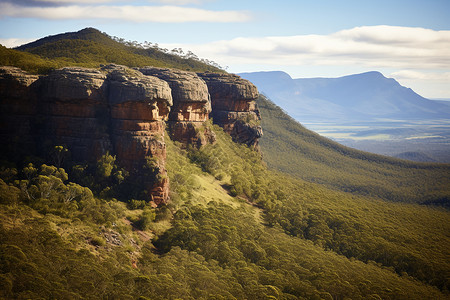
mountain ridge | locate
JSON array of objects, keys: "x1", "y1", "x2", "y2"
[
  {"x1": 15, "y1": 27, "x2": 116, "y2": 50},
  {"x1": 239, "y1": 70, "x2": 450, "y2": 121},
  {"x1": 5, "y1": 27, "x2": 223, "y2": 74}
]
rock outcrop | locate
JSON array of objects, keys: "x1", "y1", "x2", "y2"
[
  {"x1": 0, "y1": 67, "x2": 39, "y2": 159},
  {"x1": 103, "y1": 65, "x2": 173, "y2": 204},
  {"x1": 139, "y1": 67, "x2": 215, "y2": 147},
  {"x1": 0, "y1": 65, "x2": 261, "y2": 205},
  {"x1": 1, "y1": 65, "x2": 173, "y2": 205},
  {"x1": 198, "y1": 72, "x2": 262, "y2": 149},
  {"x1": 38, "y1": 67, "x2": 111, "y2": 161}
]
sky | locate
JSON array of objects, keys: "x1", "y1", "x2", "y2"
[{"x1": 0, "y1": 0, "x2": 449, "y2": 98}]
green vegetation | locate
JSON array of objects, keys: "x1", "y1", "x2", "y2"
[
  {"x1": 0, "y1": 27, "x2": 224, "y2": 74},
  {"x1": 1, "y1": 28, "x2": 449, "y2": 298},
  {"x1": 167, "y1": 123, "x2": 450, "y2": 293},
  {"x1": 257, "y1": 94, "x2": 450, "y2": 205},
  {"x1": 0, "y1": 122, "x2": 449, "y2": 298},
  {"x1": 0, "y1": 44, "x2": 60, "y2": 74}
]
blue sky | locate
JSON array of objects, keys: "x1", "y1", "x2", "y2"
[{"x1": 1, "y1": 0, "x2": 449, "y2": 98}]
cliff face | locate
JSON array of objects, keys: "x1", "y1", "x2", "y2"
[
  {"x1": 198, "y1": 73, "x2": 262, "y2": 149},
  {"x1": 0, "y1": 64, "x2": 261, "y2": 205},
  {"x1": 138, "y1": 67, "x2": 215, "y2": 147},
  {"x1": 38, "y1": 67, "x2": 111, "y2": 161},
  {"x1": 0, "y1": 67, "x2": 39, "y2": 158}
]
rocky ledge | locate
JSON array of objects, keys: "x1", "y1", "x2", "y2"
[{"x1": 0, "y1": 64, "x2": 262, "y2": 205}]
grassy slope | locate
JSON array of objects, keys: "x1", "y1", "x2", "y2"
[
  {"x1": 1, "y1": 28, "x2": 222, "y2": 74},
  {"x1": 257, "y1": 95, "x2": 450, "y2": 204},
  {"x1": 0, "y1": 44, "x2": 61, "y2": 74}
]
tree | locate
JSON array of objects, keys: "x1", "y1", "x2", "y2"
[{"x1": 96, "y1": 153, "x2": 116, "y2": 179}]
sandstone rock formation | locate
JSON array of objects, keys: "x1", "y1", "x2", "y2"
[
  {"x1": 1, "y1": 65, "x2": 173, "y2": 205},
  {"x1": 139, "y1": 67, "x2": 215, "y2": 147},
  {"x1": 0, "y1": 65, "x2": 262, "y2": 205},
  {"x1": 0, "y1": 67, "x2": 39, "y2": 159},
  {"x1": 103, "y1": 65, "x2": 173, "y2": 204},
  {"x1": 198, "y1": 72, "x2": 262, "y2": 149},
  {"x1": 38, "y1": 67, "x2": 110, "y2": 161}
]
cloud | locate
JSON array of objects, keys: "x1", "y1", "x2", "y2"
[
  {"x1": 147, "y1": 0, "x2": 208, "y2": 4},
  {"x1": 390, "y1": 70, "x2": 450, "y2": 81},
  {"x1": 164, "y1": 26, "x2": 450, "y2": 70},
  {"x1": 0, "y1": 38, "x2": 36, "y2": 48},
  {"x1": 36, "y1": 0, "x2": 118, "y2": 3},
  {"x1": 0, "y1": 2, "x2": 251, "y2": 23},
  {"x1": 6, "y1": 0, "x2": 119, "y2": 6}
]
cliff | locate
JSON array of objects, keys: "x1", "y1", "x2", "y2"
[
  {"x1": 198, "y1": 72, "x2": 262, "y2": 149},
  {"x1": 0, "y1": 64, "x2": 261, "y2": 205},
  {"x1": 138, "y1": 67, "x2": 215, "y2": 147}
]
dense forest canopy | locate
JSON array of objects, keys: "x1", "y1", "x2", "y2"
[{"x1": 1, "y1": 123, "x2": 449, "y2": 299}]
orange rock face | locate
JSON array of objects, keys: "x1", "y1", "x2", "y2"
[
  {"x1": 1, "y1": 65, "x2": 173, "y2": 205},
  {"x1": 38, "y1": 67, "x2": 111, "y2": 161},
  {"x1": 198, "y1": 72, "x2": 263, "y2": 149},
  {"x1": 105, "y1": 65, "x2": 172, "y2": 205},
  {"x1": 139, "y1": 67, "x2": 214, "y2": 147},
  {"x1": 0, "y1": 65, "x2": 262, "y2": 205}
]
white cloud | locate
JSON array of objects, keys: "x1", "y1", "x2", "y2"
[
  {"x1": 0, "y1": 2, "x2": 251, "y2": 23},
  {"x1": 147, "y1": 0, "x2": 207, "y2": 4},
  {"x1": 390, "y1": 70, "x2": 450, "y2": 81},
  {"x1": 0, "y1": 38, "x2": 36, "y2": 48},
  {"x1": 163, "y1": 26, "x2": 450, "y2": 70},
  {"x1": 36, "y1": 0, "x2": 118, "y2": 3}
]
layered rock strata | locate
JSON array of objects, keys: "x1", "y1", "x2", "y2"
[
  {"x1": 198, "y1": 72, "x2": 263, "y2": 149},
  {"x1": 139, "y1": 67, "x2": 215, "y2": 147},
  {"x1": 38, "y1": 67, "x2": 111, "y2": 161},
  {"x1": 104, "y1": 65, "x2": 173, "y2": 204},
  {"x1": 0, "y1": 65, "x2": 262, "y2": 205},
  {"x1": 0, "y1": 67, "x2": 39, "y2": 159},
  {"x1": 0, "y1": 65, "x2": 173, "y2": 205}
]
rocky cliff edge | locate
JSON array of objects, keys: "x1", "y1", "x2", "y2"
[{"x1": 0, "y1": 64, "x2": 262, "y2": 205}]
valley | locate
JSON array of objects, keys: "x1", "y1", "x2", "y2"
[
  {"x1": 240, "y1": 71, "x2": 450, "y2": 163},
  {"x1": 0, "y1": 28, "x2": 449, "y2": 299},
  {"x1": 303, "y1": 118, "x2": 450, "y2": 162}
]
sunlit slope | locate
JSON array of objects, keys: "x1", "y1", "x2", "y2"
[
  {"x1": 1, "y1": 122, "x2": 449, "y2": 298},
  {"x1": 163, "y1": 123, "x2": 450, "y2": 295},
  {"x1": 257, "y1": 95, "x2": 450, "y2": 204},
  {"x1": 4, "y1": 27, "x2": 222, "y2": 74}
]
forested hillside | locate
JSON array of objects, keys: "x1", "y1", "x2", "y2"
[
  {"x1": 1, "y1": 123, "x2": 449, "y2": 299},
  {"x1": 257, "y1": 95, "x2": 450, "y2": 205},
  {"x1": 1, "y1": 27, "x2": 223, "y2": 74}
]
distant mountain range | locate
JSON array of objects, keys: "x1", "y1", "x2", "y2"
[{"x1": 239, "y1": 71, "x2": 450, "y2": 122}]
